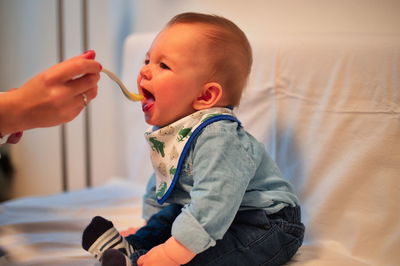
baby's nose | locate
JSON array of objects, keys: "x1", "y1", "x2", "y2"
[{"x1": 140, "y1": 65, "x2": 152, "y2": 80}]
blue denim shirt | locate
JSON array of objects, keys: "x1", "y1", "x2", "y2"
[{"x1": 142, "y1": 120, "x2": 299, "y2": 254}]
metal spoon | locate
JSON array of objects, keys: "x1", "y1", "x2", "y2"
[{"x1": 101, "y1": 68, "x2": 144, "y2": 102}]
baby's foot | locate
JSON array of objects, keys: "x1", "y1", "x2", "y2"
[
  {"x1": 82, "y1": 216, "x2": 135, "y2": 261},
  {"x1": 101, "y1": 249, "x2": 131, "y2": 266}
]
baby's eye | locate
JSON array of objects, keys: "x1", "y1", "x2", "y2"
[
  {"x1": 144, "y1": 59, "x2": 150, "y2": 65},
  {"x1": 160, "y1": 62, "x2": 170, "y2": 70}
]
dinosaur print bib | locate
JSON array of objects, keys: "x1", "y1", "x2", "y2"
[{"x1": 145, "y1": 107, "x2": 240, "y2": 204}]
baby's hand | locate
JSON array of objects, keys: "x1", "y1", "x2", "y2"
[
  {"x1": 120, "y1": 227, "x2": 138, "y2": 237},
  {"x1": 137, "y1": 244, "x2": 179, "y2": 266},
  {"x1": 137, "y1": 237, "x2": 195, "y2": 266}
]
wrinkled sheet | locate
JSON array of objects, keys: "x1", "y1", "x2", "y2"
[
  {"x1": 244, "y1": 34, "x2": 400, "y2": 266},
  {"x1": 0, "y1": 179, "x2": 144, "y2": 265},
  {"x1": 1, "y1": 32, "x2": 399, "y2": 265}
]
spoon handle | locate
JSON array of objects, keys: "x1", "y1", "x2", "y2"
[{"x1": 101, "y1": 68, "x2": 143, "y2": 102}]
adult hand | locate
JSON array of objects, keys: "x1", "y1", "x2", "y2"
[{"x1": 0, "y1": 50, "x2": 102, "y2": 135}]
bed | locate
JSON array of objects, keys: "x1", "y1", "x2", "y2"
[{"x1": 1, "y1": 32, "x2": 399, "y2": 266}]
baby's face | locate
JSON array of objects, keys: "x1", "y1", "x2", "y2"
[{"x1": 137, "y1": 23, "x2": 212, "y2": 127}]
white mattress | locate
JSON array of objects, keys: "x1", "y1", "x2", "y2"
[
  {"x1": 0, "y1": 179, "x2": 144, "y2": 265},
  {"x1": 1, "y1": 32, "x2": 399, "y2": 265}
]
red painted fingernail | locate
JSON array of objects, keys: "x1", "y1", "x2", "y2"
[
  {"x1": 82, "y1": 50, "x2": 95, "y2": 59},
  {"x1": 6, "y1": 132, "x2": 23, "y2": 144},
  {"x1": 82, "y1": 50, "x2": 94, "y2": 55}
]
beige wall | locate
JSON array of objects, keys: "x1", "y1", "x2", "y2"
[{"x1": 1, "y1": 0, "x2": 134, "y2": 198}]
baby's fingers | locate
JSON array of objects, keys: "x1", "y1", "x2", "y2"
[{"x1": 120, "y1": 227, "x2": 138, "y2": 237}]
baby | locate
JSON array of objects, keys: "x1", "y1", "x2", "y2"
[{"x1": 82, "y1": 12, "x2": 304, "y2": 266}]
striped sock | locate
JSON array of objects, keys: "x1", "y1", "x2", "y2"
[
  {"x1": 82, "y1": 216, "x2": 135, "y2": 261},
  {"x1": 101, "y1": 249, "x2": 131, "y2": 266}
]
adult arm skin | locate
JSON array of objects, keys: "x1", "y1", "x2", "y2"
[{"x1": 0, "y1": 50, "x2": 101, "y2": 135}]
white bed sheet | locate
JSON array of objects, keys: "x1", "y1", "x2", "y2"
[
  {"x1": 0, "y1": 178, "x2": 144, "y2": 266},
  {"x1": 1, "y1": 32, "x2": 399, "y2": 265}
]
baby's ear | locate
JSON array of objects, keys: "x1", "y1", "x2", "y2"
[{"x1": 192, "y1": 82, "x2": 223, "y2": 110}]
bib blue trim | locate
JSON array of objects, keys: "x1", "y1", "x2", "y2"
[{"x1": 157, "y1": 115, "x2": 241, "y2": 204}]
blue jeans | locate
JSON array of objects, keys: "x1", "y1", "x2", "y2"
[
  {"x1": 127, "y1": 205, "x2": 304, "y2": 266},
  {"x1": 185, "y1": 206, "x2": 304, "y2": 266}
]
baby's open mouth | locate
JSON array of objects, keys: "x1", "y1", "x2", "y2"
[{"x1": 141, "y1": 88, "x2": 155, "y2": 112}]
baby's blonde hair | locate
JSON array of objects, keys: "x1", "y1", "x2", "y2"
[{"x1": 167, "y1": 12, "x2": 252, "y2": 106}]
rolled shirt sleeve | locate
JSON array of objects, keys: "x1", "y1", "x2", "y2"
[{"x1": 171, "y1": 122, "x2": 257, "y2": 254}]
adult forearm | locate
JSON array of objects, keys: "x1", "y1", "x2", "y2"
[{"x1": 0, "y1": 90, "x2": 27, "y2": 134}]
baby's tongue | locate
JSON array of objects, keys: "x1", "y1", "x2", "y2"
[{"x1": 142, "y1": 95, "x2": 155, "y2": 112}]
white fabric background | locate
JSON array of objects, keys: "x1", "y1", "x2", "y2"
[{"x1": 0, "y1": 32, "x2": 399, "y2": 265}]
